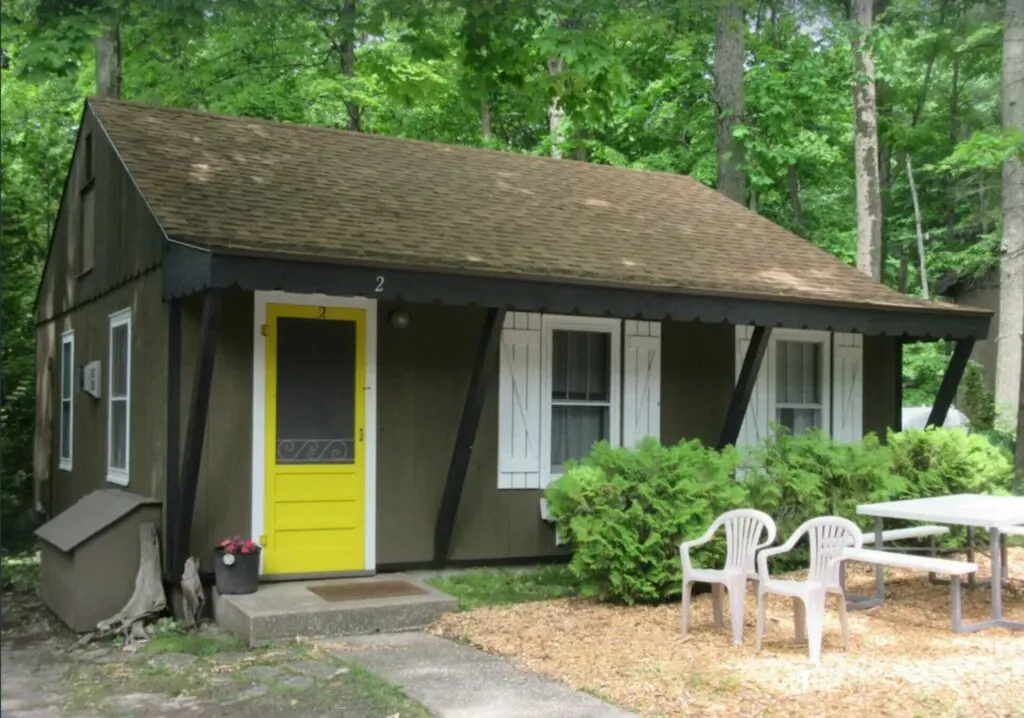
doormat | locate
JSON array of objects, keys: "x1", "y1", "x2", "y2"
[{"x1": 307, "y1": 580, "x2": 428, "y2": 602}]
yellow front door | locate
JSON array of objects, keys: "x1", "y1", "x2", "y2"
[{"x1": 263, "y1": 303, "x2": 366, "y2": 575}]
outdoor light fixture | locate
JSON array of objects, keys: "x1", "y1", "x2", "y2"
[{"x1": 390, "y1": 310, "x2": 410, "y2": 329}]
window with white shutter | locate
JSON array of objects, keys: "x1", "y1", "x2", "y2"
[
  {"x1": 734, "y1": 327, "x2": 835, "y2": 447},
  {"x1": 622, "y1": 320, "x2": 661, "y2": 447},
  {"x1": 498, "y1": 313, "x2": 628, "y2": 490}
]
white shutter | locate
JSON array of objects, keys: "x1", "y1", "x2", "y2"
[
  {"x1": 498, "y1": 312, "x2": 543, "y2": 489},
  {"x1": 735, "y1": 325, "x2": 772, "y2": 449},
  {"x1": 833, "y1": 332, "x2": 864, "y2": 443},
  {"x1": 622, "y1": 320, "x2": 661, "y2": 447}
]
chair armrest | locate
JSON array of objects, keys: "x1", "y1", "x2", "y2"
[
  {"x1": 756, "y1": 530, "x2": 804, "y2": 582},
  {"x1": 679, "y1": 525, "x2": 719, "y2": 574}
]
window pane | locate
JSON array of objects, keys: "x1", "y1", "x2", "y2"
[
  {"x1": 551, "y1": 330, "x2": 610, "y2": 401},
  {"x1": 61, "y1": 343, "x2": 73, "y2": 399},
  {"x1": 110, "y1": 399, "x2": 128, "y2": 470},
  {"x1": 777, "y1": 407, "x2": 822, "y2": 435},
  {"x1": 775, "y1": 341, "x2": 821, "y2": 404},
  {"x1": 61, "y1": 402, "x2": 72, "y2": 459},
  {"x1": 111, "y1": 323, "x2": 129, "y2": 397},
  {"x1": 550, "y1": 405, "x2": 608, "y2": 471},
  {"x1": 80, "y1": 188, "x2": 95, "y2": 272},
  {"x1": 276, "y1": 317, "x2": 356, "y2": 464}
]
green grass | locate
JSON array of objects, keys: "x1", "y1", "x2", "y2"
[
  {"x1": 426, "y1": 564, "x2": 579, "y2": 611},
  {"x1": 0, "y1": 550, "x2": 42, "y2": 594},
  {"x1": 343, "y1": 662, "x2": 434, "y2": 717},
  {"x1": 144, "y1": 626, "x2": 247, "y2": 656}
]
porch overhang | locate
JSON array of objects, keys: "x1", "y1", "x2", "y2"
[{"x1": 164, "y1": 242, "x2": 993, "y2": 341}]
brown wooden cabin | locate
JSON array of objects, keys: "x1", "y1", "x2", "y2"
[{"x1": 34, "y1": 98, "x2": 990, "y2": 596}]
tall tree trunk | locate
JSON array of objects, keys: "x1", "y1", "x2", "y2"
[
  {"x1": 1016, "y1": 342, "x2": 1024, "y2": 493},
  {"x1": 906, "y1": 155, "x2": 929, "y2": 298},
  {"x1": 998, "y1": 0, "x2": 1024, "y2": 434},
  {"x1": 947, "y1": 45, "x2": 960, "y2": 242},
  {"x1": 714, "y1": 3, "x2": 746, "y2": 203},
  {"x1": 481, "y1": 100, "x2": 492, "y2": 142},
  {"x1": 547, "y1": 55, "x2": 566, "y2": 158},
  {"x1": 95, "y1": 13, "x2": 122, "y2": 99},
  {"x1": 340, "y1": 0, "x2": 360, "y2": 132},
  {"x1": 874, "y1": 0, "x2": 891, "y2": 281},
  {"x1": 852, "y1": 0, "x2": 883, "y2": 280},
  {"x1": 787, "y1": 164, "x2": 804, "y2": 234}
]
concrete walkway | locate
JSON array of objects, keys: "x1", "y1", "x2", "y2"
[{"x1": 329, "y1": 632, "x2": 637, "y2": 718}]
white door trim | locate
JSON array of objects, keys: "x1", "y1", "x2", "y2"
[{"x1": 251, "y1": 290, "x2": 378, "y2": 575}]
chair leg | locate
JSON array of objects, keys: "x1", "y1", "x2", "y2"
[
  {"x1": 805, "y1": 593, "x2": 825, "y2": 665},
  {"x1": 837, "y1": 592, "x2": 850, "y2": 650},
  {"x1": 792, "y1": 596, "x2": 806, "y2": 645},
  {"x1": 711, "y1": 584, "x2": 725, "y2": 628},
  {"x1": 681, "y1": 580, "x2": 693, "y2": 634},
  {"x1": 755, "y1": 589, "x2": 767, "y2": 652},
  {"x1": 726, "y1": 578, "x2": 746, "y2": 646}
]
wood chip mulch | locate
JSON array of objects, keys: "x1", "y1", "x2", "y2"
[{"x1": 432, "y1": 548, "x2": 1024, "y2": 717}]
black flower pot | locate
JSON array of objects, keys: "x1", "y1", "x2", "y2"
[{"x1": 213, "y1": 547, "x2": 261, "y2": 595}]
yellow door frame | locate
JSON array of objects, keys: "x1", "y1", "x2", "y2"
[{"x1": 260, "y1": 300, "x2": 370, "y2": 576}]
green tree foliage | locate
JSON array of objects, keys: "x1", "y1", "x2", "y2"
[{"x1": 0, "y1": 0, "x2": 1014, "y2": 542}]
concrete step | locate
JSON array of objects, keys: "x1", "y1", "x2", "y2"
[{"x1": 212, "y1": 573, "x2": 457, "y2": 647}]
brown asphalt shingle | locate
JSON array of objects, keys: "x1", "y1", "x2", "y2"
[{"x1": 89, "y1": 98, "x2": 982, "y2": 315}]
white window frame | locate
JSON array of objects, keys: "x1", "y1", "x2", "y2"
[
  {"x1": 769, "y1": 328, "x2": 831, "y2": 437},
  {"x1": 540, "y1": 314, "x2": 622, "y2": 486},
  {"x1": 59, "y1": 330, "x2": 75, "y2": 471},
  {"x1": 107, "y1": 308, "x2": 132, "y2": 485}
]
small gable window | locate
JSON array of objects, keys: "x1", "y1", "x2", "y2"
[{"x1": 78, "y1": 132, "x2": 95, "y2": 275}]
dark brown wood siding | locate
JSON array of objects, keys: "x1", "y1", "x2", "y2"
[
  {"x1": 864, "y1": 335, "x2": 901, "y2": 438},
  {"x1": 375, "y1": 302, "x2": 563, "y2": 564},
  {"x1": 950, "y1": 268, "x2": 1000, "y2": 395},
  {"x1": 34, "y1": 104, "x2": 168, "y2": 509},
  {"x1": 35, "y1": 106, "x2": 165, "y2": 325},
  {"x1": 178, "y1": 290, "x2": 254, "y2": 572},
  {"x1": 660, "y1": 321, "x2": 735, "y2": 444},
  {"x1": 184, "y1": 300, "x2": 902, "y2": 569},
  {"x1": 36, "y1": 273, "x2": 168, "y2": 515}
]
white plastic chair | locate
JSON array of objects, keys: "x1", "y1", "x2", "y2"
[
  {"x1": 755, "y1": 516, "x2": 863, "y2": 664},
  {"x1": 680, "y1": 509, "x2": 777, "y2": 645}
]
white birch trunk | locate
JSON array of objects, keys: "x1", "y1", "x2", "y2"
[
  {"x1": 998, "y1": 0, "x2": 1024, "y2": 434},
  {"x1": 548, "y1": 56, "x2": 565, "y2": 159},
  {"x1": 852, "y1": 0, "x2": 883, "y2": 280},
  {"x1": 906, "y1": 155, "x2": 929, "y2": 298}
]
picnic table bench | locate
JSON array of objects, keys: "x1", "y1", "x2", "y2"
[{"x1": 842, "y1": 547, "x2": 978, "y2": 632}]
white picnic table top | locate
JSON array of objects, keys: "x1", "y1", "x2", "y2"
[{"x1": 857, "y1": 493, "x2": 1024, "y2": 529}]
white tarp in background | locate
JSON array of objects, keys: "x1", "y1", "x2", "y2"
[{"x1": 900, "y1": 405, "x2": 971, "y2": 431}]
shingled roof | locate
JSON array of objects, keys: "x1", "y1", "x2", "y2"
[{"x1": 89, "y1": 98, "x2": 983, "y2": 318}]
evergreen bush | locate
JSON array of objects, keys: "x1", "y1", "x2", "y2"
[
  {"x1": 544, "y1": 427, "x2": 1014, "y2": 605},
  {"x1": 543, "y1": 438, "x2": 746, "y2": 605}
]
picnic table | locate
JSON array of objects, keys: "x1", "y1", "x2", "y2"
[{"x1": 853, "y1": 493, "x2": 1024, "y2": 633}]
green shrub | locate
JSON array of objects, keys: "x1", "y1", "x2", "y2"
[
  {"x1": 886, "y1": 427, "x2": 1014, "y2": 544},
  {"x1": 545, "y1": 426, "x2": 1016, "y2": 605},
  {"x1": 741, "y1": 429, "x2": 904, "y2": 568},
  {"x1": 887, "y1": 427, "x2": 1013, "y2": 498},
  {"x1": 543, "y1": 437, "x2": 746, "y2": 605}
]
